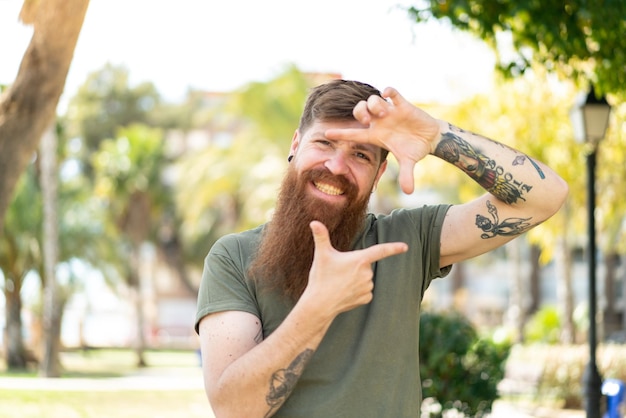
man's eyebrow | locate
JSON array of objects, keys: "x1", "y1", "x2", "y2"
[
  {"x1": 353, "y1": 143, "x2": 374, "y2": 150},
  {"x1": 312, "y1": 133, "x2": 379, "y2": 155},
  {"x1": 352, "y1": 143, "x2": 378, "y2": 154}
]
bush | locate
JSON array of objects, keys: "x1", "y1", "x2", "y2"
[
  {"x1": 420, "y1": 311, "x2": 511, "y2": 417},
  {"x1": 505, "y1": 343, "x2": 626, "y2": 410},
  {"x1": 523, "y1": 305, "x2": 561, "y2": 344}
]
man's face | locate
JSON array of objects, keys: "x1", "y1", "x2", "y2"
[
  {"x1": 246, "y1": 119, "x2": 388, "y2": 301},
  {"x1": 289, "y1": 120, "x2": 387, "y2": 205}
]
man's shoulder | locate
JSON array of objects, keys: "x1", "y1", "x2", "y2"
[
  {"x1": 211, "y1": 224, "x2": 265, "y2": 255},
  {"x1": 219, "y1": 224, "x2": 265, "y2": 241},
  {"x1": 369, "y1": 204, "x2": 451, "y2": 223}
]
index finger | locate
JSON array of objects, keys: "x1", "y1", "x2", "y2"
[
  {"x1": 359, "y1": 241, "x2": 408, "y2": 264},
  {"x1": 324, "y1": 126, "x2": 375, "y2": 145}
]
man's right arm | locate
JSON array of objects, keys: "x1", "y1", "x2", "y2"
[
  {"x1": 199, "y1": 305, "x2": 333, "y2": 418},
  {"x1": 198, "y1": 221, "x2": 408, "y2": 417}
]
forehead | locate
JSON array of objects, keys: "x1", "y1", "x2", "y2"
[{"x1": 302, "y1": 119, "x2": 382, "y2": 156}]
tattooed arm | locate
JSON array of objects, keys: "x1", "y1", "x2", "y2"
[
  {"x1": 325, "y1": 87, "x2": 568, "y2": 266},
  {"x1": 432, "y1": 123, "x2": 568, "y2": 266},
  {"x1": 198, "y1": 309, "x2": 324, "y2": 418},
  {"x1": 198, "y1": 222, "x2": 407, "y2": 417}
]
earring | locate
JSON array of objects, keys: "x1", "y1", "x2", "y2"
[{"x1": 288, "y1": 155, "x2": 294, "y2": 162}]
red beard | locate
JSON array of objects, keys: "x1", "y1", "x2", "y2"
[{"x1": 248, "y1": 165, "x2": 371, "y2": 302}]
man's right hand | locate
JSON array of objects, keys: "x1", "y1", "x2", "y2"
[{"x1": 302, "y1": 220, "x2": 408, "y2": 315}]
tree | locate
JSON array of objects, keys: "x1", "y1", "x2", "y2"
[
  {"x1": 65, "y1": 64, "x2": 161, "y2": 160},
  {"x1": 175, "y1": 66, "x2": 312, "y2": 255},
  {"x1": 0, "y1": 165, "x2": 42, "y2": 369},
  {"x1": 408, "y1": 0, "x2": 626, "y2": 97},
  {"x1": 414, "y1": 69, "x2": 586, "y2": 342},
  {"x1": 0, "y1": 0, "x2": 89, "y2": 234},
  {"x1": 92, "y1": 124, "x2": 169, "y2": 366},
  {"x1": 39, "y1": 126, "x2": 61, "y2": 377},
  {"x1": 0, "y1": 126, "x2": 125, "y2": 371}
]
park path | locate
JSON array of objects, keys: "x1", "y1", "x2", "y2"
[
  {"x1": 0, "y1": 367, "x2": 204, "y2": 391},
  {"x1": 0, "y1": 367, "x2": 584, "y2": 417}
]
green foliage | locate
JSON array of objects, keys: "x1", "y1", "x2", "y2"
[
  {"x1": 92, "y1": 123, "x2": 169, "y2": 247},
  {"x1": 93, "y1": 124, "x2": 166, "y2": 198},
  {"x1": 416, "y1": 71, "x2": 586, "y2": 263},
  {"x1": 175, "y1": 66, "x2": 316, "y2": 252},
  {"x1": 229, "y1": 64, "x2": 310, "y2": 148},
  {"x1": 64, "y1": 63, "x2": 163, "y2": 179},
  {"x1": 408, "y1": 0, "x2": 626, "y2": 97},
  {"x1": 0, "y1": 165, "x2": 42, "y2": 281},
  {"x1": 523, "y1": 305, "x2": 561, "y2": 344},
  {"x1": 419, "y1": 311, "x2": 511, "y2": 417}
]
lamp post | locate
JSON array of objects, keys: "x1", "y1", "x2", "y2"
[{"x1": 570, "y1": 87, "x2": 611, "y2": 418}]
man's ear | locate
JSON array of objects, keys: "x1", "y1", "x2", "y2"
[{"x1": 289, "y1": 130, "x2": 300, "y2": 157}]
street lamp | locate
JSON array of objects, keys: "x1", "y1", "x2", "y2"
[{"x1": 570, "y1": 86, "x2": 612, "y2": 418}]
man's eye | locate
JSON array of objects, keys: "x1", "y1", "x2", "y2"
[
  {"x1": 317, "y1": 140, "x2": 331, "y2": 147},
  {"x1": 355, "y1": 152, "x2": 371, "y2": 161}
]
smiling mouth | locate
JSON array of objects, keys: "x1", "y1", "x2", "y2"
[{"x1": 313, "y1": 181, "x2": 345, "y2": 196}]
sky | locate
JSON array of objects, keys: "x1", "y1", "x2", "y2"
[{"x1": 0, "y1": 0, "x2": 496, "y2": 109}]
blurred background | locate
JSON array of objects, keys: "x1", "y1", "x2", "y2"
[{"x1": 1, "y1": 0, "x2": 625, "y2": 416}]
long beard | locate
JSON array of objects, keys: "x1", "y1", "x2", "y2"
[{"x1": 248, "y1": 166, "x2": 371, "y2": 302}]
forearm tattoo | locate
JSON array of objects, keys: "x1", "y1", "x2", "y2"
[
  {"x1": 434, "y1": 126, "x2": 535, "y2": 204},
  {"x1": 476, "y1": 200, "x2": 532, "y2": 239},
  {"x1": 265, "y1": 349, "x2": 314, "y2": 417}
]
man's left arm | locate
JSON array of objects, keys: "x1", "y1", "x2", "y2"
[
  {"x1": 324, "y1": 86, "x2": 568, "y2": 267},
  {"x1": 434, "y1": 123, "x2": 568, "y2": 267}
]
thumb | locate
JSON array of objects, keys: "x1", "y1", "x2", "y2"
[
  {"x1": 397, "y1": 158, "x2": 416, "y2": 194},
  {"x1": 382, "y1": 87, "x2": 402, "y2": 106},
  {"x1": 310, "y1": 220, "x2": 332, "y2": 252}
]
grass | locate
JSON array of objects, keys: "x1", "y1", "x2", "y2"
[
  {"x1": 0, "y1": 390, "x2": 210, "y2": 418},
  {"x1": 0, "y1": 348, "x2": 201, "y2": 377},
  {"x1": 0, "y1": 348, "x2": 215, "y2": 418}
]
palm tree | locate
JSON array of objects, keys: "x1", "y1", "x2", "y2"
[{"x1": 92, "y1": 124, "x2": 168, "y2": 366}]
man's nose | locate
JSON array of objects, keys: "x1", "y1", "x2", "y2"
[{"x1": 324, "y1": 151, "x2": 349, "y2": 175}]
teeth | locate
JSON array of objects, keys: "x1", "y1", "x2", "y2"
[{"x1": 314, "y1": 182, "x2": 344, "y2": 196}]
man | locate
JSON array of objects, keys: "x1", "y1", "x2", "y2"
[{"x1": 195, "y1": 80, "x2": 568, "y2": 417}]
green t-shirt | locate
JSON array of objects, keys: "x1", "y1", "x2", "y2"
[{"x1": 195, "y1": 205, "x2": 451, "y2": 417}]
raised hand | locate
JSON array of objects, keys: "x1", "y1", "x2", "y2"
[
  {"x1": 302, "y1": 221, "x2": 408, "y2": 316},
  {"x1": 325, "y1": 87, "x2": 443, "y2": 194}
]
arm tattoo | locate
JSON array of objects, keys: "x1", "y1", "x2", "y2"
[
  {"x1": 434, "y1": 129, "x2": 533, "y2": 204},
  {"x1": 527, "y1": 157, "x2": 546, "y2": 179},
  {"x1": 512, "y1": 155, "x2": 545, "y2": 179},
  {"x1": 475, "y1": 200, "x2": 532, "y2": 239},
  {"x1": 265, "y1": 349, "x2": 314, "y2": 417}
]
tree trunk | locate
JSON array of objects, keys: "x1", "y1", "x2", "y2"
[
  {"x1": 4, "y1": 275, "x2": 26, "y2": 369},
  {"x1": 158, "y1": 227, "x2": 198, "y2": 297},
  {"x1": 129, "y1": 246, "x2": 147, "y2": 367},
  {"x1": 39, "y1": 126, "x2": 61, "y2": 377},
  {"x1": 527, "y1": 244, "x2": 541, "y2": 316},
  {"x1": 506, "y1": 239, "x2": 525, "y2": 343},
  {"x1": 0, "y1": 0, "x2": 89, "y2": 234},
  {"x1": 451, "y1": 262, "x2": 465, "y2": 311},
  {"x1": 556, "y1": 235, "x2": 575, "y2": 344},
  {"x1": 621, "y1": 254, "x2": 626, "y2": 333},
  {"x1": 603, "y1": 252, "x2": 621, "y2": 339}
]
